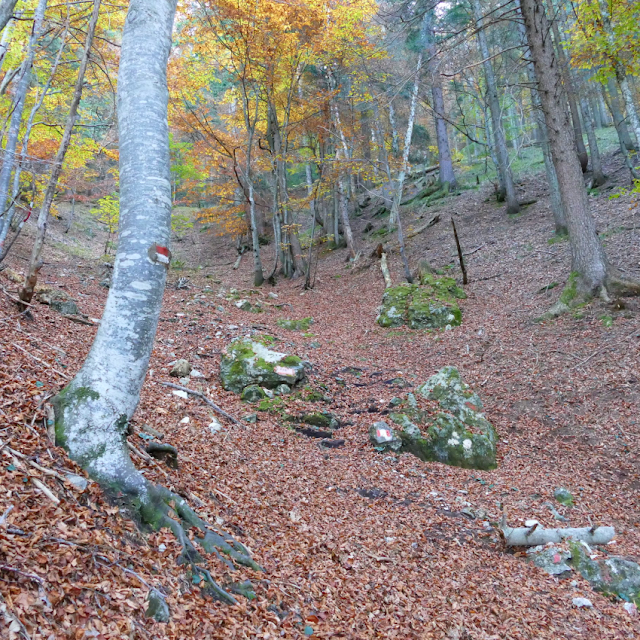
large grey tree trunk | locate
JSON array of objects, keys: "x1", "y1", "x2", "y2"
[
  {"x1": 424, "y1": 11, "x2": 456, "y2": 189},
  {"x1": 471, "y1": 0, "x2": 519, "y2": 214},
  {"x1": 0, "y1": 0, "x2": 47, "y2": 239},
  {"x1": 53, "y1": 0, "x2": 176, "y2": 488},
  {"x1": 52, "y1": 0, "x2": 258, "y2": 601},
  {"x1": 0, "y1": 0, "x2": 17, "y2": 34},
  {"x1": 20, "y1": 0, "x2": 101, "y2": 305},
  {"x1": 520, "y1": 0, "x2": 637, "y2": 302}
]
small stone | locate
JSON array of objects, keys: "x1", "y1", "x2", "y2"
[
  {"x1": 64, "y1": 473, "x2": 88, "y2": 492},
  {"x1": 274, "y1": 384, "x2": 291, "y2": 396},
  {"x1": 268, "y1": 292, "x2": 278, "y2": 299},
  {"x1": 623, "y1": 602, "x2": 637, "y2": 616},
  {"x1": 243, "y1": 413, "x2": 258, "y2": 423},
  {"x1": 172, "y1": 390, "x2": 189, "y2": 400},
  {"x1": 208, "y1": 417, "x2": 223, "y2": 434},
  {"x1": 170, "y1": 359, "x2": 192, "y2": 378},
  {"x1": 572, "y1": 597, "x2": 593, "y2": 608},
  {"x1": 236, "y1": 299, "x2": 252, "y2": 311},
  {"x1": 158, "y1": 543, "x2": 167, "y2": 552},
  {"x1": 180, "y1": 416, "x2": 190, "y2": 424},
  {"x1": 554, "y1": 487, "x2": 574, "y2": 506},
  {"x1": 241, "y1": 385, "x2": 267, "y2": 403},
  {"x1": 190, "y1": 369, "x2": 205, "y2": 378},
  {"x1": 146, "y1": 589, "x2": 170, "y2": 622},
  {"x1": 369, "y1": 421, "x2": 402, "y2": 452}
]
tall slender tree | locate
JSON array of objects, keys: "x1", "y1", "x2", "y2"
[
  {"x1": 470, "y1": 0, "x2": 520, "y2": 214},
  {"x1": 51, "y1": 0, "x2": 258, "y2": 602},
  {"x1": 520, "y1": 0, "x2": 639, "y2": 305}
]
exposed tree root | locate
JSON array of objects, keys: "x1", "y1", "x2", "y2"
[
  {"x1": 536, "y1": 271, "x2": 640, "y2": 323},
  {"x1": 127, "y1": 481, "x2": 263, "y2": 606},
  {"x1": 606, "y1": 276, "x2": 640, "y2": 297}
]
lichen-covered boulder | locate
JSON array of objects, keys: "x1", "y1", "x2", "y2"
[
  {"x1": 220, "y1": 339, "x2": 306, "y2": 394},
  {"x1": 416, "y1": 366, "x2": 483, "y2": 417},
  {"x1": 375, "y1": 367, "x2": 497, "y2": 470},
  {"x1": 377, "y1": 275, "x2": 465, "y2": 330},
  {"x1": 570, "y1": 542, "x2": 640, "y2": 605}
]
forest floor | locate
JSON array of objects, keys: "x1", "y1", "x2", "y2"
[{"x1": 1, "y1": 142, "x2": 639, "y2": 639}]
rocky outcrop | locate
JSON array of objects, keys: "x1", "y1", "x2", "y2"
[
  {"x1": 371, "y1": 367, "x2": 497, "y2": 470},
  {"x1": 220, "y1": 339, "x2": 306, "y2": 394},
  {"x1": 377, "y1": 274, "x2": 466, "y2": 330}
]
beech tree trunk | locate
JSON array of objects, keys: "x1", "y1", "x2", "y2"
[
  {"x1": 0, "y1": 0, "x2": 17, "y2": 34},
  {"x1": 52, "y1": 1, "x2": 259, "y2": 600},
  {"x1": 520, "y1": 0, "x2": 618, "y2": 299},
  {"x1": 604, "y1": 77, "x2": 635, "y2": 151},
  {"x1": 20, "y1": 0, "x2": 101, "y2": 305},
  {"x1": 597, "y1": 0, "x2": 640, "y2": 148},
  {"x1": 471, "y1": 0, "x2": 519, "y2": 214},
  {"x1": 0, "y1": 15, "x2": 68, "y2": 260},
  {"x1": 388, "y1": 101, "x2": 400, "y2": 157},
  {"x1": 424, "y1": 11, "x2": 456, "y2": 190},
  {"x1": 0, "y1": 0, "x2": 47, "y2": 239}
]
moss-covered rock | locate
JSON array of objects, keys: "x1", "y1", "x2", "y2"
[
  {"x1": 241, "y1": 385, "x2": 268, "y2": 403},
  {"x1": 416, "y1": 366, "x2": 483, "y2": 417},
  {"x1": 570, "y1": 542, "x2": 640, "y2": 605},
  {"x1": 374, "y1": 367, "x2": 497, "y2": 470},
  {"x1": 299, "y1": 412, "x2": 338, "y2": 429},
  {"x1": 277, "y1": 317, "x2": 313, "y2": 331},
  {"x1": 220, "y1": 339, "x2": 306, "y2": 394},
  {"x1": 377, "y1": 278, "x2": 464, "y2": 330}
]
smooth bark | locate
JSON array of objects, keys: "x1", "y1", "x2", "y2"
[
  {"x1": 604, "y1": 77, "x2": 635, "y2": 151},
  {"x1": 0, "y1": 15, "x2": 69, "y2": 260},
  {"x1": 0, "y1": 0, "x2": 47, "y2": 236},
  {"x1": 579, "y1": 93, "x2": 606, "y2": 187},
  {"x1": 471, "y1": 0, "x2": 519, "y2": 214},
  {"x1": 597, "y1": 0, "x2": 640, "y2": 148},
  {"x1": 0, "y1": 0, "x2": 17, "y2": 34}
]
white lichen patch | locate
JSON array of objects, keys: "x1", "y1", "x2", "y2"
[
  {"x1": 463, "y1": 439, "x2": 472, "y2": 451},
  {"x1": 131, "y1": 280, "x2": 153, "y2": 290},
  {"x1": 251, "y1": 341, "x2": 287, "y2": 363}
]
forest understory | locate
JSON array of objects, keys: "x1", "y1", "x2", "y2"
[{"x1": 1, "y1": 147, "x2": 639, "y2": 639}]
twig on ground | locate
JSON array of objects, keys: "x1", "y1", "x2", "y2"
[
  {"x1": 160, "y1": 381, "x2": 240, "y2": 425},
  {"x1": 463, "y1": 243, "x2": 486, "y2": 256},
  {"x1": 11, "y1": 342, "x2": 70, "y2": 379}
]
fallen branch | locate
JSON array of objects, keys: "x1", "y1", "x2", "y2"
[
  {"x1": 502, "y1": 524, "x2": 615, "y2": 546},
  {"x1": 31, "y1": 477, "x2": 60, "y2": 505},
  {"x1": 1, "y1": 286, "x2": 36, "y2": 308},
  {"x1": 160, "y1": 381, "x2": 240, "y2": 425},
  {"x1": 380, "y1": 253, "x2": 393, "y2": 288},
  {"x1": 463, "y1": 243, "x2": 486, "y2": 256},
  {"x1": 11, "y1": 342, "x2": 70, "y2": 379},
  {"x1": 405, "y1": 213, "x2": 440, "y2": 240},
  {"x1": 61, "y1": 314, "x2": 96, "y2": 326}
]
